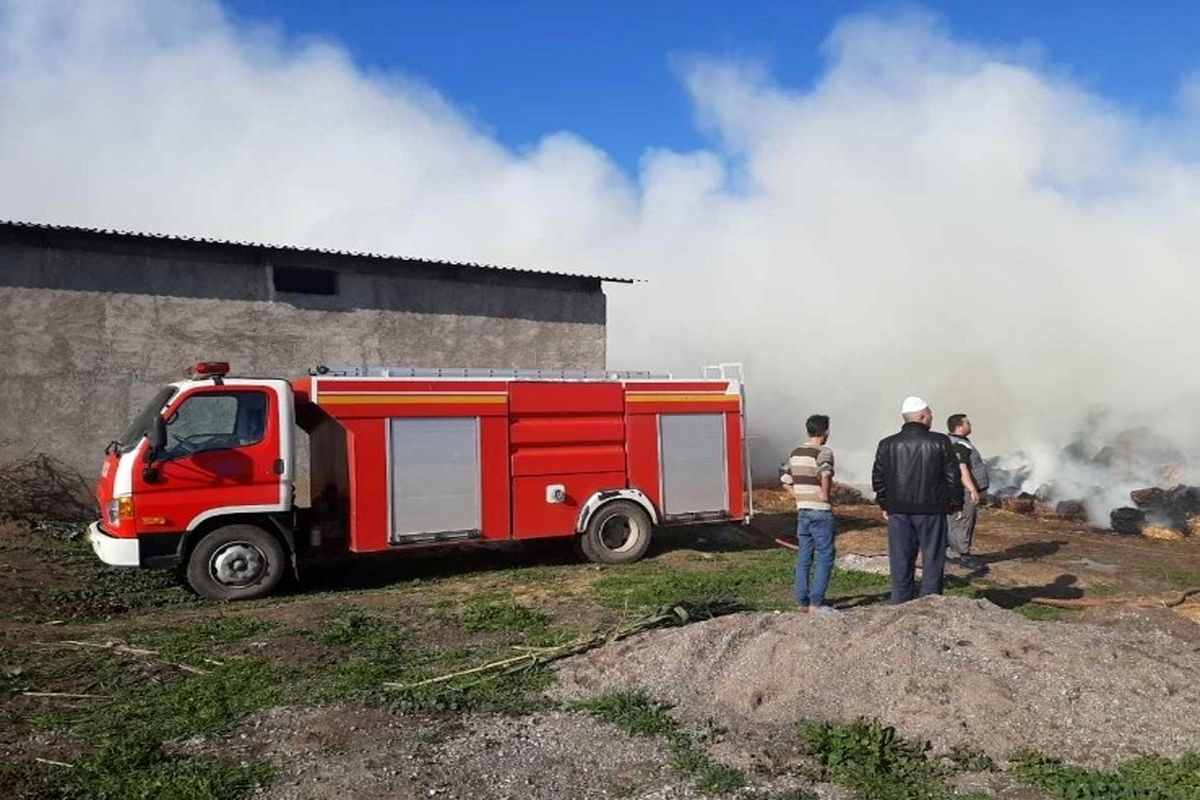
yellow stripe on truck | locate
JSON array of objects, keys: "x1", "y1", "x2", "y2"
[
  {"x1": 320, "y1": 393, "x2": 508, "y2": 405},
  {"x1": 626, "y1": 393, "x2": 738, "y2": 403}
]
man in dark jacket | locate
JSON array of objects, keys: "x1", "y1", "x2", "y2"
[{"x1": 871, "y1": 396, "x2": 964, "y2": 604}]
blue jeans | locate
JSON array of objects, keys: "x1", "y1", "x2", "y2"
[{"x1": 795, "y1": 509, "x2": 836, "y2": 607}]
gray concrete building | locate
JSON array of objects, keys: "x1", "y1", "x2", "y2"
[{"x1": 0, "y1": 220, "x2": 627, "y2": 495}]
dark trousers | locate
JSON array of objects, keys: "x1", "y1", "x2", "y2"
[{"x1": 887, "y1": 513, "x2": 948, "y2": 604}]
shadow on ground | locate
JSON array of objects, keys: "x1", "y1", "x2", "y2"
[
  {"x1": 981, "y1": 539, "x2": 1069, "y2": 564},
  {"x1": 288, "y1": 519, "x2": 781, "y2": 596}
]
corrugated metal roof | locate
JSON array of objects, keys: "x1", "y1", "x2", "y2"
[{"x1": 0, "y1": 219, "x2": 635, "y2": 284}]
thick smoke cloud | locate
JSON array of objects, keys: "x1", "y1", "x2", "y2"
[{"x1": 3, "y1": 1, "x2": 1199, "y2": 522}]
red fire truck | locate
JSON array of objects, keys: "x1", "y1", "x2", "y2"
[{"x1": 89, "y1": 362, "x2": 750, "y2": 600}]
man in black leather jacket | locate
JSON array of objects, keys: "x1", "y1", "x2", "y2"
[{"x1": 871, "y1": 396, "x2": 964, "y2": 603}]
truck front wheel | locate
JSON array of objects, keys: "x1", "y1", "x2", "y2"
[
  {"x1": 579, "y1": 501, "x2": 652, "y2": 565},
  {"x1": 186, "y1": 524, "x2": 285, "y2": 601}
]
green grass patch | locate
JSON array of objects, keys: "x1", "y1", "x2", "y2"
[
  {"x1": 36, "y1": 655, "x2": 285, "y2": 743},
  {"x1": 493, "y1": 565, "x2": 566, "y2": 586},
  {"x1": 16, "y1": 521, "x2": 198, "y2": 620},
  {"x1": 670, "y1": 745, "x2": 747, "y2": 794},
  {"x1": 2, "y1": 740, "x2": 271, "y2": 800},
  {"x1": 9, "y1": 601, "x2": 562, "y2": 799},
  {"x1": 802, "y1": 719, "x2": 973, "y2": 799},
  {"x1": 308, "y1": 608, "x2": 552, "y2": 714},
  {"x1": 590, "y1": 550, "x2": 887, "y2": 612},
  {"x1": 1012, "y1": 604, "x2": 1078, "y2": 622},
  {"x1": 574, "y1": 691, "x2": 745, "y2": 794},
  {"x1": 1012, "y1": 751, "x2": 1200, "y2": 799},
  {"x1": 572, "y1": 690, "x2": 677, "y2": 737},
  {"x1": 1144, "y1": 566, "x2": 1200, "y2": 590},
  {"x1": 134, "y1": 615, "x2": 281, "y2": 658},
  {"x1": 8, "y1": 615, "x2": 286, "y2": 800},
  {"x1": 427, "y1": 591, "x2": 574, "y2": 646},
  {"x1": 457, "y1": 592, "x2": 551, "y2": 633},
  {"x1": 826, "y1": 567, "x2": 892, "y2": 597},
  {"x1": 68, "y1": 736, "x2": 271, "y2": 800},
  {"x1": 946, "y1": 580, "x2": 1080, "y2": 622},
  {"x1": 945, "y1": 747, "x2": 996, "y2": 773}
]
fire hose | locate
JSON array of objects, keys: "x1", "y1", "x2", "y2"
[{"x1": 1029, "y1": 587, "x2": 1200, "y2": 609}]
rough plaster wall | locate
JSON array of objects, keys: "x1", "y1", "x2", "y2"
[{"x1": 0, "y1": 243, "x2": 606, "y2": 505}]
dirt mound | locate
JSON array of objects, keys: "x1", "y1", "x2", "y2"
[{"x1": 552, "y1": 596, "x2": 1200, "y2": 767}]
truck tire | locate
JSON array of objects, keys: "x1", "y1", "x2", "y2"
[
  {"x1": 186, "y1": 524, "x2": 286, "y2": 601},
  {"x1": 579, "y1": 501, "x2": 652, "y2": 565}
]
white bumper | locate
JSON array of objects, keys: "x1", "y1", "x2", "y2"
[{"x1": 88, "y1": 522, "x2": 140, "y2": 567}]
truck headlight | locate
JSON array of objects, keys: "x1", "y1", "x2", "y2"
[{"x1": 106, "y1": 496, "x2": 133, "y2": 525}]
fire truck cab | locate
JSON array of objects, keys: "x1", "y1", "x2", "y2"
[{"x1": 90, "y1": 362, "x2": 750, "y2": 600}]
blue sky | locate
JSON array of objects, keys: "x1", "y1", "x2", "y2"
[{"x1": 223, "y1": 0, "x2": 1200, "y2": 173}]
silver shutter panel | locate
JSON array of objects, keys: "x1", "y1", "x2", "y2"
[
  {"x1": 660, "y1": 413, "x2": 728, "y2": 516},
  {"x1": 389, "y1": 417, "x2": 480, "y2": 541}
]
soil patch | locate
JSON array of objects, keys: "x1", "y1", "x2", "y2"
[{"x1": 0, "y1": 521, "x2": 81, "y2": 613}]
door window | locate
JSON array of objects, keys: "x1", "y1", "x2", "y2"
[{"x1": 163, "y1": 392, "x2": 269, "y2": 459}]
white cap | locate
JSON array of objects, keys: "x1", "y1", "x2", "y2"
[{"x1": 900, "y1": 396, "x2": 929, "y2": 414}]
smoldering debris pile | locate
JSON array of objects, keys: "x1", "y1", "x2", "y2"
[
  {"x1": 983, "y1": 444, "x2": 1200, "y2": 538},
  {"x1": 829, "y1": 482, "x2": 868, "y2": 505},
  {"x1": 984, "y1": 480, "x2": 1200, "y2": 539},
  {"x1": 1110, "y1": 486, "x2": 1200, "y2": 540},
  {"x1": 552, "y1": 596, "x2": 1200, "y2": 768}
]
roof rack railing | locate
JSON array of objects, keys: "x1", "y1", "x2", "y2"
[
  {"x1": 311, "y1": 365, "x2": 671, "y2": 380},
  {"x1": 701, "y1": 362, "x2": 744, "y2": 381}
]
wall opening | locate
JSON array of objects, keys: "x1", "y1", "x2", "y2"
[{"x1": 273, "y1": 266, "x2": 338, "y2": 295}]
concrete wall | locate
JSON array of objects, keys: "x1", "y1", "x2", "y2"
[{"x1": 0, "y1": 230, "x2": 607, "y2": 503}]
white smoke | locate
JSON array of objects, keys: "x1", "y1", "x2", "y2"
[{"x1": 3, "y1": 1, "x2": 1200, "y2": 524}]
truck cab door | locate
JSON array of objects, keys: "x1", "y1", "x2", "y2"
[{"x1": 134, "y1": 381, "x2": 293, "y2": 534}]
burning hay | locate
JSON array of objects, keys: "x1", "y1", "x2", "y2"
[
  {"x1": 1106, "y1": 484, "x2": 1200, "y2": 539},
  {"x1": 984, "y1": 451, "x2": 1199, "y2": 538}
]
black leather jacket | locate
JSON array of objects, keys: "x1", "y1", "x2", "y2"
[{"x1": 871, "y1": 422, "x2": 964, "y2": 514}]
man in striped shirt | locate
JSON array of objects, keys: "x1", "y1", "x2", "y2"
[{"x1": 780, "y1": 414, "x2": 838, "y2": 614}]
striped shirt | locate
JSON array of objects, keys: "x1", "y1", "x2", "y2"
[{"x1": 781, "y1": 444, "x2": 835, "y2": 511}]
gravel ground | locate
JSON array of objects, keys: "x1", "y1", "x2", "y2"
[
  {"x1": 552, "y1": 595, "x2": 1200, "y2": 768},
  {"x1": 190, "y1": 707, "x2": 705, "y2": 799},
  {"x1": 190, "y1": 706, "x2": 861, "y2": 799}
]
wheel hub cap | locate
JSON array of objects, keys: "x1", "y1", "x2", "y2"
[
  {"x1": 600, "y1": 517, "x2": 638, "y2": 553},
  {"x1": 210, "y1": 542, "x2": 267, "y2": 587}
]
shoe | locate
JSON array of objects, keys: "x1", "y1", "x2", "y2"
[
  {"x1": 809, "y1": 605, "x2": 840, "y2": 615},
  {"x1": 960, "y1": 556, "x2": 990, "y2": 574}
]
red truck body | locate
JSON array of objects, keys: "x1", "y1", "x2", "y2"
[{"x1": 89, "y1": 363, "x2": 750, "y2": 599}]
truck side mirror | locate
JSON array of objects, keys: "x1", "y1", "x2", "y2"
[{"x1": 147, "y1": 415, "x2": 167, "y2": 454}]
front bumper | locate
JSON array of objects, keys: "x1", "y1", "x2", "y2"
[{"x1": 88, "y1": 522, "x2": 140, "y2": 567}]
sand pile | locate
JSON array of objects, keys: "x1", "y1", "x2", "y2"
[{"x1": 552, "y1": 596, "x2": 1200, "y2": 767}]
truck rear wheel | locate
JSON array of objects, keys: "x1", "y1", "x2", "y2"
[
  {"x1": 186, "y1": 524, "x2": 285, "y2": 601},
  {"x1": 580, "y1": 501, "x2": 652, "y2": 565}
]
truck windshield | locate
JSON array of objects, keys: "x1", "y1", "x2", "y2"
[{"x1": 117, "y1": 386, "x2": 178, "y2": 451}]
